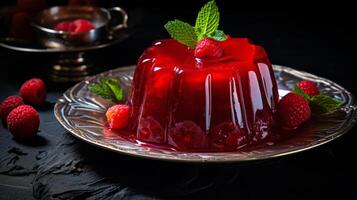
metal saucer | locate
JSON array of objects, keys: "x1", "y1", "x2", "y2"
[{"x1": 54, "y1": 65, "x2": 357, "y2": 163}]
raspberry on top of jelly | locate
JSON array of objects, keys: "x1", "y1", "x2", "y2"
[{"x1": 139, "y1": 37, "x2": 261, "y2": 69}]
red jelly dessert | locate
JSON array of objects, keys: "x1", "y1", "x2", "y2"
[
  {"x1": 99, "y1": 0, "x2": 285, "y2": 152},
  {"x1": 128, "y1": 37, "x2": 279, "y2": 151},
  {"x1": 99, "y1": 1, "x2": 340, "y2": 152}
]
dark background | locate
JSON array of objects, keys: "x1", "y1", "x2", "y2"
[{"x1": 1, "y1": 0, "x2": 356, "y2": 199}]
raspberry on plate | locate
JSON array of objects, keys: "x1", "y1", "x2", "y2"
[
  {"x1": 0, "y1": 96, "x2": 24, "y2": 121},
  {"x1": 278, "y1": 92, "x2": 311, "y2": 129},
  {"x1": 7, "y1": 105, "x2": 40, "y2": 139},
  {"x1": 106, "y1": 104, "x2": 130, "y2": 129},
  {"x1": 20, "y1": 78, "x2": 46, "y2": 106},
  {"x1": 296, "y1": 80, "x2": 320, "y2": 97},
  {"x1": 194, "y1": 38, "x2": 224, "y2": 59}
]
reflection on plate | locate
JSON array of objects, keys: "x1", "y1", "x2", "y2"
[{"x1": 54, "y1": 65, "x2": 356, "y2": 162}]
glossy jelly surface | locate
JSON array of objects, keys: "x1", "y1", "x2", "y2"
[{"x1": 127, "y1": 38, "x2": 279, "y2": 151}]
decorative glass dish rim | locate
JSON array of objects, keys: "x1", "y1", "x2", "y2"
[{"x1": 54, "y1": 65, "x2": 356, "y2": 163}]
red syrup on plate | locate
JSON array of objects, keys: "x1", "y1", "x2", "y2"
[
  {"x1": 111, "y1": 37, "x2": 282, "y2": 152},
  {"x1": 107, "y1": 126, "x2": 300, "y2": 153}
]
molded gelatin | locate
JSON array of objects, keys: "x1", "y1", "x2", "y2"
[{"x1": 128, "y1": 37, "x2": 279, "y2": 151}]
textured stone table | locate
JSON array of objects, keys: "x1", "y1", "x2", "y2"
[{"x1": 1, "y1": 1, "x2": 357, "y2": 199}]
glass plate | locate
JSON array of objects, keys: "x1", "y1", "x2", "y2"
[{"x1": 54, "y1": 65, "x2": 357, "y2": 162}]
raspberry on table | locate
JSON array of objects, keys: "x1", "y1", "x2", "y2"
[
  {"x1": 0, "y1": 96, "x2": 24, "y2": 121},
  {"x1": 7, "y1": 105, "x2": 40, "y2": 139},
  {"x1": 20, "y1": 78, "x2": 47, "y2": 106}
]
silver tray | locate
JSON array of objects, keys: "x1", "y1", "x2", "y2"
[{"x1": 54, "y1": 65, "x2": 357, "y2": 162}]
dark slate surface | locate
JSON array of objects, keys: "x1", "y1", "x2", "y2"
[{"x1": 1, "y1": 1, "x2": 357, "y2": 199}]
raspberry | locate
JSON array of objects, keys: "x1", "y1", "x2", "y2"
[
  {"x1": 168, "y1": 121, "x2": 206, "y2": 150},
  {"x1": 20, "y1": 78, "x2": 47, "y2": 106},
  {"x1": 106, "y1": 104, "x2": 130, "y2": 129},
  {"x1": 7, "y1": 105, "x2": 40, "y2": 139},
  {"x1": 54, "y1": 20, "x2": 94, "y2": 33},
  {"x1": 54, "y1": 21, "x2": 75, "y2": 32},
  {"x1": 194, "y1": 38, "x2": 224, "y2": 59},
  {"x1": 209, "y1": 122, "x2": 247, "y2": 150},
  {"x1": 72, "y1": 19, "x2": 95, "y2": 33},
  {"x1": 278, "y1": 93, "x2": 311, "y2": 129},
  {"x1": 0, "y1": 96, "x2": 24, "y2": 121},
  {"x1": 137, "y1": 117, "x2": 164, "y2": 143},
  {"x1": 296, "y1": 80, "x2": 320, "y2": 97}
]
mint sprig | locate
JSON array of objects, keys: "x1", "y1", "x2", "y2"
[
  {"x1": 89, "y1": 78, "x2": 124, "y2": 103},
  {"x1": 195, "y1": 0, "x2": 220, "y2": 40},
  {"x1": 293, "y1": 85, "x2": 341, "y2": 114},
  {"x1": 164, "y1": 0, "x2": 227, "y2": 49},
  {"x1": 310, "y1": 95, "x2": 342, "y2": 114},
  {"x1": 164, "y1": 20, "x2": 197, "y2": 49}
]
